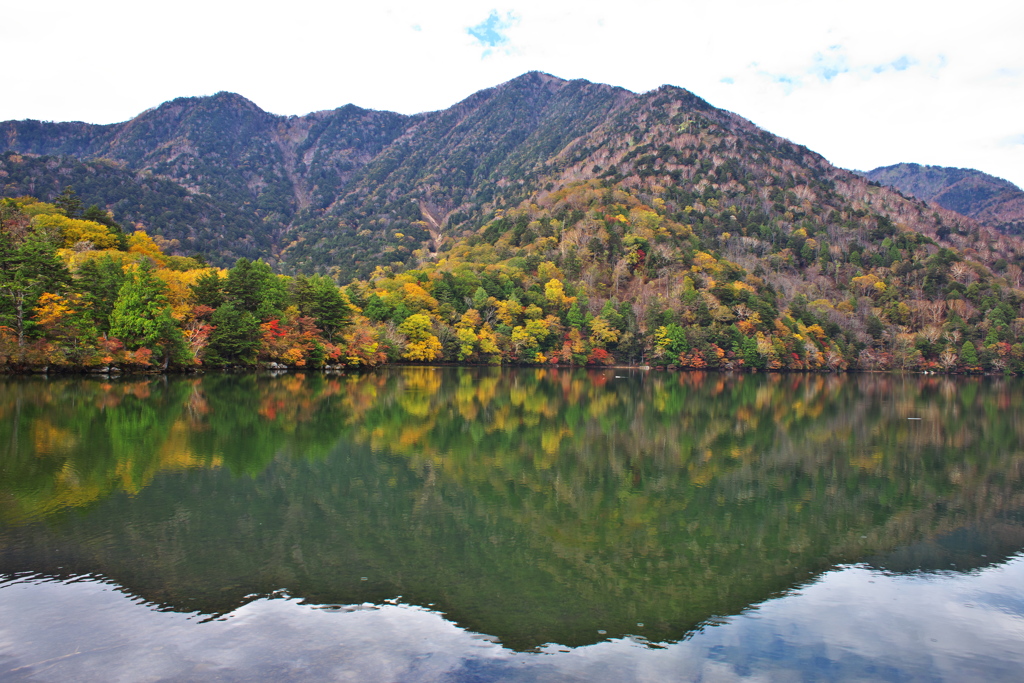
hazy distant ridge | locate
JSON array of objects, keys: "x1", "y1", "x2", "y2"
[{"x1": 863, "y1": 163, "x2": 1024, "y2": 235}]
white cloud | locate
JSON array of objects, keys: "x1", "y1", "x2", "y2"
[{"x1": 3, "y1": 0, "x2": 1023, "y2": 186}]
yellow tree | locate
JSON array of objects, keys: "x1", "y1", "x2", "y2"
[
  {"x1": 157, "y1": 267, "x2": 209, "y2": 320},
  {"x1": 456, "y1": 327, "x2": 478, "y2": 360},
  {"x1": 456, "y1": 309, "x2": 482, "y2": 330},
  {"x1": 400, "y1": 282, "x2": 439, "y2": 312},
  {"x1": 455, "y1": 309, "x2": 482, "y2": 361},
  {"x1": 398, "y1": 313, "x2": 442, "y2": 361},
  {"x1": 127, "y1": 230, "x2": 167, "y2": 266},
  {"x1": 495, "y1": 299, "x2": 523, "y2": 327},
  {"x1": 510, "y1": 326, "x2": 538, "y2": 357},
  {"x1": 33, "y1": 292, "x2": 98, "y2": 363},
  {"x1": 544, "y1": 278, "x2": 575, "y2": 312},
  {"x1": 31, "y1": 214, "x2": 120, "y2": 250},
  {"x1": 477, "y1": 324, "x2": 501, "y2": 356},
  {"x1": 588, "y1": 316, "x2": 620, "y2": 348}
]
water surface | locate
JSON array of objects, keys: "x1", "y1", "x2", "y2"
[{"x1": 1, "y1": 368, "x2": 1022, "y2": 680}]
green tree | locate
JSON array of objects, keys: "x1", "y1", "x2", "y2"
[
  {"x1": 53, "y1": 186, "x2": 83, "y2": 219},
  {"x1": 472, "y1": 286, "x2": 489, "y2": 311},
  {"x1": 960, "y1": 340, "x2": 979, "y2": 368},
  {"x1": 205, "y1": 303, "x2": 261, "y2": 366},
  {"x1": 600, "y1": 300, "x2": 625, "y2": 331},
  {"x1": 108, "y1": 261, "x2": 185, "y2": 367},
  {"x1": 363, "y1": 293, "x2": 393, "y2": 322},
  {"x1": 566, "y1": 301, "x2": 585, "y2": 330},
  {"x1": 224, "y1": 258, "x2": 284, "y2": 321},
  {"x1": 739, "y1": 335, "x2": 764, "y2": 369},
  {"x1": 189, "y1": 270, "x2": 225, "y2": 310},
  {"x1": 0, "y1": 225, "x2": 71, "y2": 346},
  {"x1": 292, "y1": 275, "x2": 353, "y2": 342},
  {"x1": 654, "y1": 323, "x2": 689, "y2": 359},
  {"x1": 76, "y1": 254, "x2": 127, "y2": 334}
]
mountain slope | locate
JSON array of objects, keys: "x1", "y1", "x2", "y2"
[
  {"x1": 864, "y1": 163, "x2": 1024, "y2": 235},
  {"x1": 281, "y1": 73, "x2": 636, "y2": 274},
  {"x1": 275, "y1": 73, "x2": 1019, "y2": 282},
  {"x1": 2, "y1": 93, "x2": 413, "y2": 266},
  {"x1": 0, "y1": 151, "x2": 278, "y2": 262},
  {"x1": 2, "y1": 73, "x2": 1023, "y2": 284}
]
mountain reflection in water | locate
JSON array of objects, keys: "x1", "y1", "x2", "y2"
[{"x1": 1, "y1": 368, "x2": 1023, "y2": 680}]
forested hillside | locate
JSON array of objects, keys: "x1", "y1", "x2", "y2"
[
  {"x1": 0, "y1": 152, "x2": 273, "y2": 262},
  {"x1": 3, "y1": 73, "x2": 1024, "y2": 374}
]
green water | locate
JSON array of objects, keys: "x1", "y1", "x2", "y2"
[{"x1": 1, "y1": 368, "x2": 1023, "y2": 680}]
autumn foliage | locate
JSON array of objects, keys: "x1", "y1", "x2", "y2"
[{"x1": 4, "y1": 181, "x2": 1024, "y2": 376}]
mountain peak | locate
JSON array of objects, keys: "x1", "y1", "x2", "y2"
[
  {"x1": 208, "y1": 91, "x2": 262, "y2": 109},
  {"x1": 501, "y1": 71, "x2": 568, "y2": 87},
  {"x1": 143, "y1": 92, "x2": 268, "y2": 121}
]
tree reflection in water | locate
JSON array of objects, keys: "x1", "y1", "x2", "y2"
[{"x1": 1, "y1": 369, "x2": 1022, "y2": 652}]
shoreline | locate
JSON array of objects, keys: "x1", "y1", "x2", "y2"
[{"x1": 0, "y1": 362, "x2": 1004, "y2": 377}]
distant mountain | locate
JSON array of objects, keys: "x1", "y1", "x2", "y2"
[
  {"x1": 2, "y1": 92, "x2": 411, "y2": 268},
  {"x1": 1, "y1": 72, "x2": 1019, "y2": 283},
  {"x1": 863, "y1": 163, "x2": 1024, "y2": 235}
]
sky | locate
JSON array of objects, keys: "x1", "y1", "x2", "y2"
[{"x1": 7, "y1": 0, "x2": 1024, "y2": 187}]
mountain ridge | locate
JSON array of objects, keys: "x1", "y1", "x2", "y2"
[
  {"x1": 862, "y1": 162, "x2": 1024, "y2": 236},
  {"x1": 1, "y1": 73, "x2": 1018, "y2": 280},
  {"x1": 0, "y1": 71, "x2": 739, "y2": 271}
]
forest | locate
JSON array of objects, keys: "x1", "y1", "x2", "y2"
[{"x1": 2, "y1": 181, "x2": 1024, "y2": 375}]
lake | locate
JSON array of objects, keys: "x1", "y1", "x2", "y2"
[{"x1": 1, "y1": 368, "x2": 1022, "y2": 681}]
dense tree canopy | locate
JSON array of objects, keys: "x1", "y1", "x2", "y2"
[{"x1": 2, "y1": 176, "x2": 1024, "y2": 376}]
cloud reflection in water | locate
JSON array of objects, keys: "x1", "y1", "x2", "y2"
[{"x1": 2, "y1": 555, "x2": 1023, "y2": 682}]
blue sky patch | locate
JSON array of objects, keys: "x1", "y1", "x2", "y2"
[
  {"x1": 768, "y1": 73, "x2": 799, "y2": 95},
  {"x1": 809, "y1": 47, "x2": 850, "y2": 82},
  {"x1": 891, "y1": 55, "x2": 912, "y2": 71},
  {"x1": 467, "y1": 10, "x2": 517, "y2": 50},
  {"x1": 874, "y1": 55, "x2": 917, "y2": 74},
  {"x1": 765, "y1": 48, "x2": 933, "y2": 95}
]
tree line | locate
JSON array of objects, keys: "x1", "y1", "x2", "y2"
[{"x1": 2, "y1": 186, "x2": 1023, "y2": 375}]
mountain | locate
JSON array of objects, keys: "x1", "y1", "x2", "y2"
[
  {"x1": 3, "y1": 72, "x2": 1013, "y2": 278},
  {"x1": 1, "y1": 74, "x2": 641, "y2": 273},
  {"x1": 863, "y1": 163, "x2": 1024, "y2": 236},
  {"x1": 4, "y1": 72, "x2": 1024, "y2": 374},
  {"x1": 2, "y1": 92, "x2": 411, "y2": 267}
]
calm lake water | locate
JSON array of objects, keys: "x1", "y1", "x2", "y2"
[{"x1": 1, "y1": 368, "x2": 1022, "y2": 681}]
